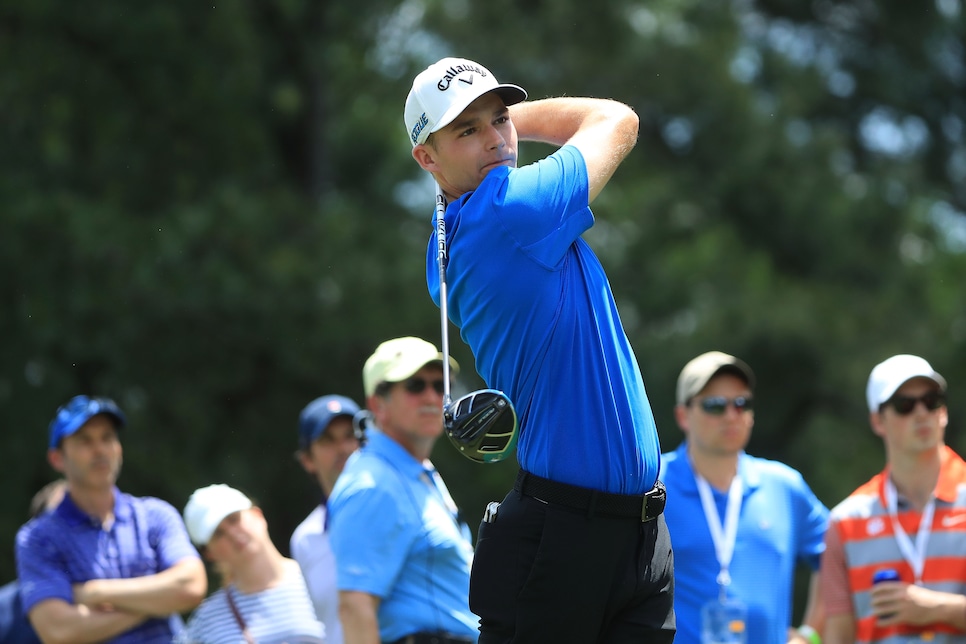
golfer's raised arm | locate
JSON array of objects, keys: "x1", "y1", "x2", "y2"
[{"x1": 509, "y1": 97, "x2": 639, "y2": 203}]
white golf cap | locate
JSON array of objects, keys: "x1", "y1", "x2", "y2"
[
  {"x1": 404, "y1": 57, "x2": 527, "y2": 147},
  {"x1": 363, "y1": 336, "x2": 459, "y2": 397},
  {"x1": 676, "y1": 351, "x2": 756, "y2": 406},
  {"x1": 183, "y1": 484, "x2": 253, "y2": 546},
  {"x1": 866, "y1": 354, "x2": 946, "y2": 412}
]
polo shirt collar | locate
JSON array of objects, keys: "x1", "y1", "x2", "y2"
[
  {"x1": 54, "y1": 486, "x2": 131, "y2": 527},
  {"x1": 366, "y1": 429, "x2": 431, "y2": 478},
  {"x1": 673, "y1": 441, "x2": 762, "y2": 494},
  {"x1": 880, "y1": 444, "x2": 966, "y2": 506}
]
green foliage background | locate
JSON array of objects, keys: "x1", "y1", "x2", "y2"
[{"x1": 2, "y1": 0, "x2": 965, "y2": 621}]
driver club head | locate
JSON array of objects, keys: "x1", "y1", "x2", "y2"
[{"x1": 444, "y1": 389, "x2": 519, "y2": 464}]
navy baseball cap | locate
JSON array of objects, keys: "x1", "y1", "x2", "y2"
[
  {"x1": 49, "y1": 395, "x2": 126, "y2": 449},
  {"x1": 298, "y1": 395, "x2": 360, "y2": 450}
]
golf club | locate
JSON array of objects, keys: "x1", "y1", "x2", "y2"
[{"x1": 435, "y1": 183, "x2": 519, "y2": 464}]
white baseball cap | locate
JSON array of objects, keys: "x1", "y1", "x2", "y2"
[
  {"x1": 183, "y1": 484, "x2": 253, "y2": 546},
  {"x1": 866, "y1": 354, "x2": 946, "y2": 412},
  {"x1": 363, "y1": 336, "x2": 459, "y2": 397},
  {"x1": 404, "y1": 57, "x2": 527, "y2": 147}
]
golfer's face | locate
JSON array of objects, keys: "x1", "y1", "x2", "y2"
[{"x1": 432, "y1": 92, "x2": 518, "y2": 195}]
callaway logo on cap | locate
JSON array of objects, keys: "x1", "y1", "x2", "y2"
[{"x1": 404, "y1": 57, "x2": 527, "y2": 147}]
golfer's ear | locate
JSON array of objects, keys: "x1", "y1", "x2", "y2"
[{"x1": 412, "y1": 144, "x2": 437, "y2": 172}]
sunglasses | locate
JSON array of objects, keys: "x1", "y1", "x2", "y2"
[
  {"x1": 881, "y1": 391, "x2": 946, "y2": 415},
  {"x1": 693, "y1": 396, "x2": 754, "y2": 416},
  {"x1": 402, "y1": 377, "x2": 446, "y2": 396}
]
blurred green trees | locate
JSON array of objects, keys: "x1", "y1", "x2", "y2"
[{"x1": 2, "y1": 4, "x2": 964, "y2": 627}]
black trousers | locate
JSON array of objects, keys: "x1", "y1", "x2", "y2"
[{"x1": 470, "y1": 482, "x2": 675, "y2": 643}]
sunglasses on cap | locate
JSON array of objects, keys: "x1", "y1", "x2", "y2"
[
  {"x1": 692, "y1": 396, "x2": 754, "y2": 416},
  {"x1": 402, "y1": 377, "x2": 446, "y2": 395},
  {"x1": 880, "y1": 391, "x2": 946, "y2": 415}
]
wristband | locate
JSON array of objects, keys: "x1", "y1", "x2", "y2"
[{"x1": 798, "y1": 624, "x2": 821, "y2": 644}]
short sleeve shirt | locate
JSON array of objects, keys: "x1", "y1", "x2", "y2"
[{"x1": 15, "y1": 489, "x2": 199, "y2": 644}]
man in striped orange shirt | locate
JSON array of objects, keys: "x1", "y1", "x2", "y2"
[{"x1": 821, "y1": 354, "x2": 966, "y2": 643}]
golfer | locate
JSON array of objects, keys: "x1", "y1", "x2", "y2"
[{"x1": 406, "y1": 57, "x2": 674, "y2": 643}]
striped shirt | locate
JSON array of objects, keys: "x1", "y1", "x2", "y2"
[
  {"x1": 176, "y1": 561, "x2": 325, "y2": 644},
  {"x1": 822, "y1": 445, "x2": 966, "y2": 643}
]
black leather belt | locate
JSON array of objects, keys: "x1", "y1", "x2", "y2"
[
  {"x1": 387, "y1": 634, "x2": 475, "y2": 644},
  {"x1": 514, "y1": 470, "x2": 666, "y2": 522}
]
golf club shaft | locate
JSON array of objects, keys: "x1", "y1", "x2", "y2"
[{"x1": 435, "y1": 184, "x2": 453, "y2": 408}]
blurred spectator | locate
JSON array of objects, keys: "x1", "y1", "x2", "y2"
[
  {"x1": 177, "y1": 484, "x2": 325, "y2": 644},
  {"x1": 15, "y1": 395, "x2": 207, "y2": 643},
  {"x1": 0, "y1": 480, "x2": 66, "y2": 644},
  {"x1": 328, "y1": 337, "x2": 477, "y2": 644},
  {"x1": 660, "y1": 351, "x2": 828, "y2": 644},
  {"x1": 821, "y1": 355, "x2": 966, "y2": 643},
  {"x1": 291, "y1": 394, "x2": 363, "y2": 644}
]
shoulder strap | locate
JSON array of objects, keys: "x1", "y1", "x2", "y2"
[{"x1": 225, "y1": 586, "x2": 256, "y2": 644}]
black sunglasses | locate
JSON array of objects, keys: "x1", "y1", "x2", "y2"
[
  {"x1": 881, "y1": 391, "x2": 946, "y2": 415},
  {"x1": 402, "y1": 377, "x2": 446, "y2": 395},
  {"x1": 693, "y1": 396, "x2": 754, "y2": 416}
]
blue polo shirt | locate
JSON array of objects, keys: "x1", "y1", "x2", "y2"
[
  {"x1": 659, "y1": 442, "x2": 829, "y2": 644},
  {"x1": 328, "y1": 430, "x2": 477, "y2": 642},
  {"x1": 426, "y1": 145, "x2": 661, "y2": 494},
  {"x1": 15, "y1": 489, "x2": 199, "y2": 644}
]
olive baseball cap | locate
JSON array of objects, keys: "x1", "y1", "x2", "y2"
[
  {"x1": 676, "y1": 351, "x2": 756, "y2": 405},
  {"x1": 363, "y1": 336, "x2": 459, "y2": 397}
]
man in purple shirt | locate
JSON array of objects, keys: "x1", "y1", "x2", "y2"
[{"x1": 15, "y1": 395, "x2": 207, "y2": 643}]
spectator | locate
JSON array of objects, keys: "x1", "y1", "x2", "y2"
[
  {"x1": 177, "y1": 484, "x2": 325, "y2": 644},
  {"x1": 15, "y1": 395, "x2": 206, "y2": 643},
  {"x1": 328, "y1": 336, "x2": 477, "y2": 644},
  {"x1": 660, "y1": 351, "x2": 828, "y2": 644},
  {"x1": 406, "y1": 57, "x2": 672, "y2": 642},
  {"x1": 821, "y1": 354, "x2": 966, "y2": 643},
  {"x1": 0, "y1": 480, "x2": 66, "y2": 644},
  {"x1": 291, "y1": 394, "x2": 363, "y2": 644}
]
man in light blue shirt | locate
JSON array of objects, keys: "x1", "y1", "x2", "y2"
[{"x1": 328, "y1": 337, "x2": 476, "y2": 644}]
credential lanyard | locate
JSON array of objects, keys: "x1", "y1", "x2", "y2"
[
  {"x1": 884, "y1": 477, "x2": 935, "y2": 584},
  {"x1": 695, "y1": 472, "x2": 743, "y2": 600}
]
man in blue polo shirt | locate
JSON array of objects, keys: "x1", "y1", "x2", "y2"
[
  {"x1": 406, "y1": 57, "x2": 673, "y2": 642},
  {"x1": 328, "y1": 336, "x2": 476, "y2": 644},
  {"x1": 15, "y1": 395, "x2": 207, "y2": 644},
  {"x1": 660, "y1": 352, "x2": 828, "y2": 644}
]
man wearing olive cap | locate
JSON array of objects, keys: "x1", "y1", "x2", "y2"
[
  {"x1": 15, "y1": 395, "x2": 206, "y2": 643},
  {"x1": 328, "y1": 337, "x2": 476, "y2": 644}
]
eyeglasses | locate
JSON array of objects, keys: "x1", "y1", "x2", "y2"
[
  {"x1": 881, "y1": 391, "x2": 946, "y2": 415},
  {"x1": 693, "y1": 396, "x2": 754, "y2": 416},
  {"x1": 402, "y1": 377, "x2": 446, "y2": 396}
]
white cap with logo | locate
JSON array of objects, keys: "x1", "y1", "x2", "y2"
[
  {"x1": 363, "y1": 336, "x2": 459, "y2": 397},
  {"x1": 866, "y1": 354, "x2": 946, "y2": 412},
  {"x1": 404, "y1": 57, "x2": 527, "y2": 147}
]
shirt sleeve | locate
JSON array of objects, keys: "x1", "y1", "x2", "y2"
[
  {"x1": 15, "y1": 520, "x2": 74, "y2": 612},
  {"x1": 820, "y1": 520, "x2": 854, "y2": 616},
  {"x1": 794, "y1": 475, "x2": 830, "y2": 570},
  {"x1": 145, "y1": 497, "x2": 201, "y2": 568},
  {"x1": 498, "y1": 145, "x2": 594, "y2": 266}
]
